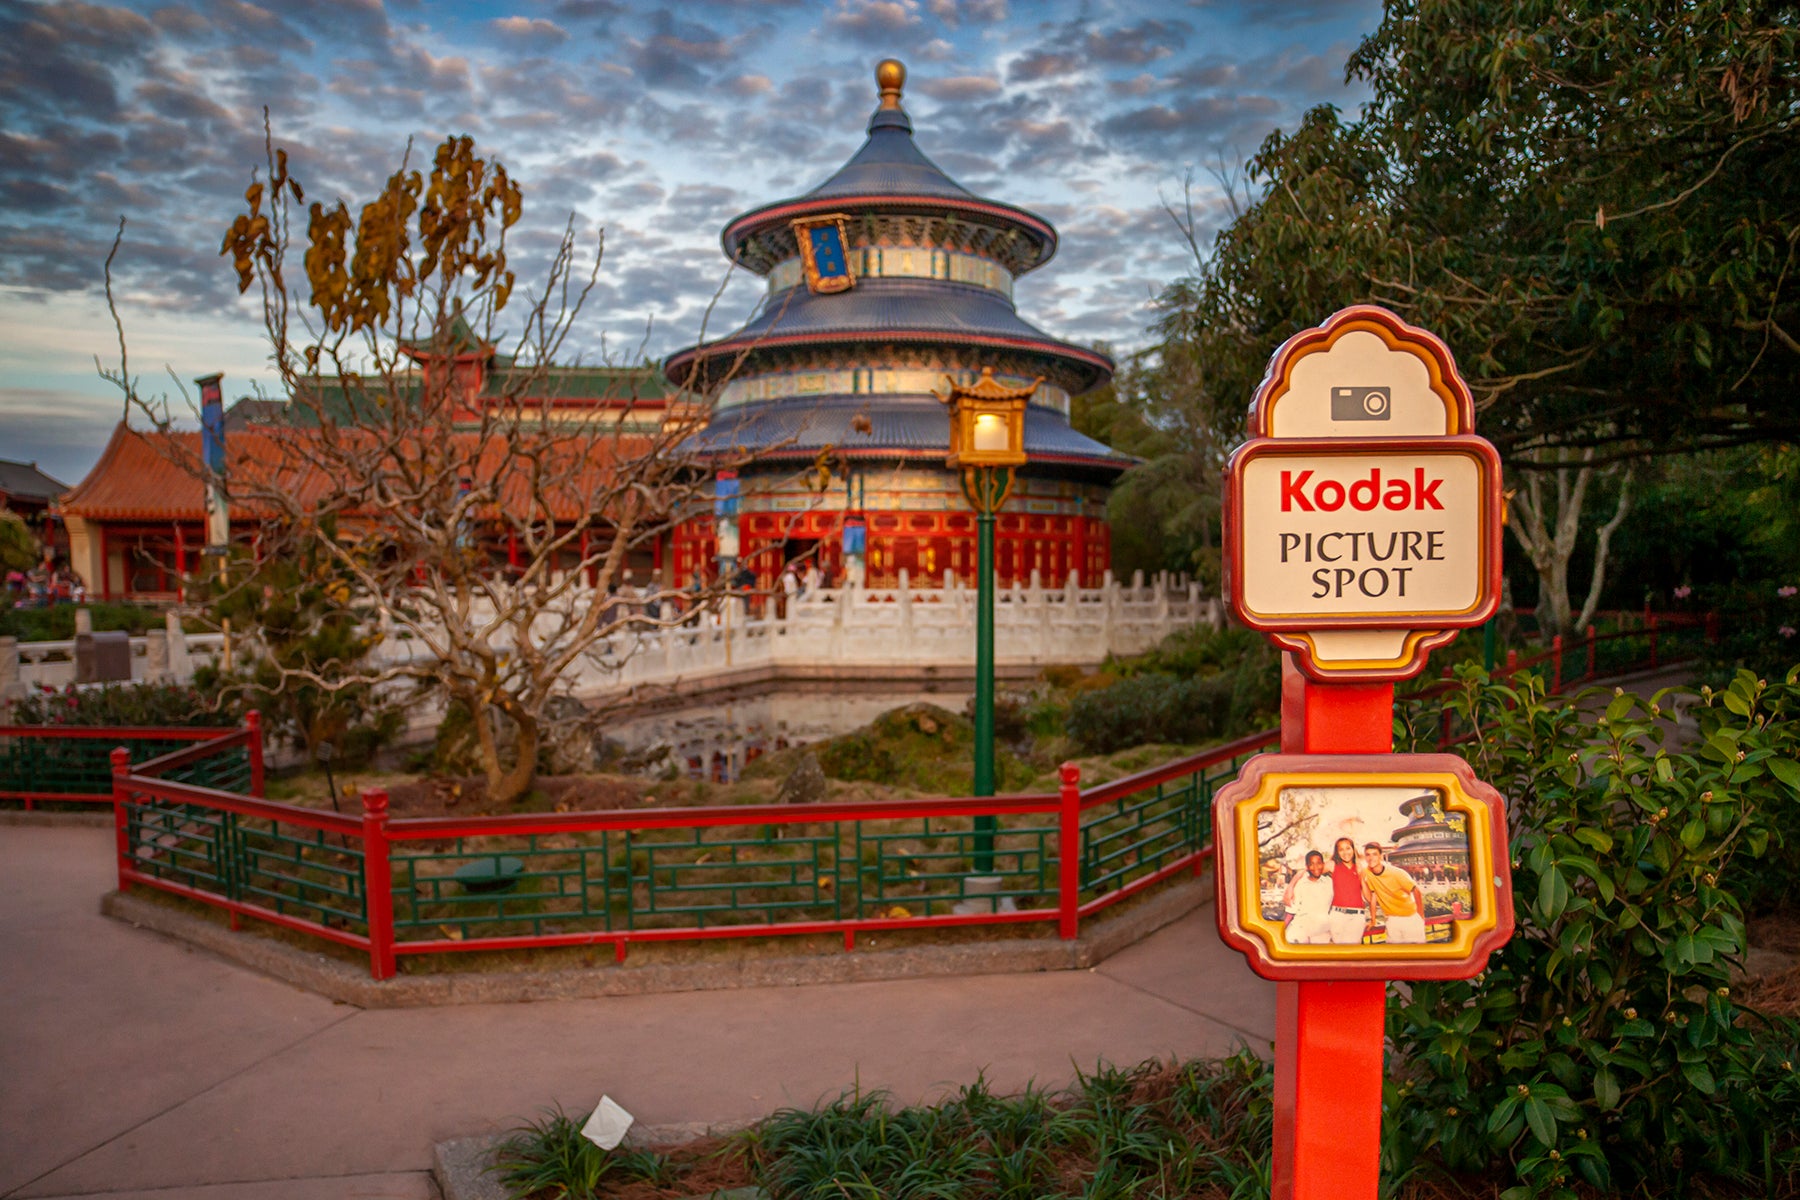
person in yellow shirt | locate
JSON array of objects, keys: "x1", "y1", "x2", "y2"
[{"x1": 1361, "y1": 843, "x2": 1426, "y2": 944}]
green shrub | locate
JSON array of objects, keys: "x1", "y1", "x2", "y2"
[
  {"x1": 197, "y1": 539, "x2": 399, "y2": 768},
  {"x1": 0, "y1": 602, "x2": 171, "y2": 642},
  {"x1": 1113, "y1": 621, "x2": 1275, "y2": 681},
  {"x1": 1388, "y1": 667, "x2": 1800, "y2": 1198},
  {"x1": 1065, "y1": 672, "x2": 1235, "y2": 754},
  {"x1": 1060, "y1": 622, "x2": 1280, "y2": 755},
  {"x1": 10, "y1": 681, "x2": 238, "y2": 727}
]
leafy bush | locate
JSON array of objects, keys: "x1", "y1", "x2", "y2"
[
  {"x1": 197, "y1": 540, "x2": 399, "y2": 767},
  {"x1": 0, "y1": 602, "x2": 171, "y2": 642},
  {"x1": 1388, "y1": 667, "x2": 1800, "y2": 1198},
  {"x1": 767, "y1": 703, "x2": 1035, "y2": 794},
  {"x1": 1694, "y1": 580, "x2": 1800, "y2": 687},
  {"x1": 1062, "y1": 623, "x2": 1281, "y2": 755},
  {"x1": 1065, "y1": 672, "x2": 1236, "y2": 754},
  {"x1": 10, "y1": 681, "x2": 237, "y2": 727},
  {"x1": 1113, "y1": 621, "x2": 1276, "y2": 682}
]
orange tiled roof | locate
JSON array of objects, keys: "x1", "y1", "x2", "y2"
[{"x1": 57, "y1": 423, "x2": 659, "y2": 524}]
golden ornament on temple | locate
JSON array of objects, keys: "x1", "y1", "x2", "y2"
[{"x1": 876, "y1": 59, "x2": 906, "y2": 109}]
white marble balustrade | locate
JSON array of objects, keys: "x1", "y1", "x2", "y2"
[{"x1": 2, "y1": 571, "x2": 1219, "y2": 707}]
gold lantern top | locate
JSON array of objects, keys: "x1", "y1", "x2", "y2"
[{"x1": 939, "y1": 367, "x2": 1040, "y2": 469}]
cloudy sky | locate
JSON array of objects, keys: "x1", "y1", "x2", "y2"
[{"x1": 0, "y1": 0, "x2": 1380, "y2": 486}]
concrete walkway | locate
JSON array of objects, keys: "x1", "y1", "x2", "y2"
[{"x1": 0, "y1": 824, "x2": 1276, "y2": 1200}]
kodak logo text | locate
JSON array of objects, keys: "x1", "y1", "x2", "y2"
[{"x1": 1279, "y1": 467, "x2": 1443, "y2": 513}]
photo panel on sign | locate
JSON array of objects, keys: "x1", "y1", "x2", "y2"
[
  {"x1": 1256, "y1": 785, "x2": 1475, "y2": 949},
  {"x1": 1212, "y1": 755, "x2": 1513, "y2": 981}
]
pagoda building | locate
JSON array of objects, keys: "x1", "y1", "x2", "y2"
[
  {"x1": 664, "y1": 60, "x2": 1131, "y2": 591},
  {"x1": 1387, "y1": 793, "x2": 1471, "y2": 883}
]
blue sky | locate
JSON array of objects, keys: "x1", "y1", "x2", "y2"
[{"x1": 0, "y1": 0, "x2": 1381, "y2": 486}]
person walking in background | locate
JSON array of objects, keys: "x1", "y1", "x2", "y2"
[
  {"x1": 1326, "y1": 836, "x2": 1368, "y2": 944},
  {"x1": 1361, "y1": 842, "x2": 1427, "y2": 944}
]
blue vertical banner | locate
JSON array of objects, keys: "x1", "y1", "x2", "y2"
[
  {"x1": 196, "y1": 374, "x2": 229, "y2": 549},
  {"x1": 714, "y1": 471, "x2": 740, "y2": 564},
  {"x1": 198, "y1": 374, "x2": 225, "y2": 474}
]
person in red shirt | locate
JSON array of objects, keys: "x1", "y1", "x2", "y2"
[{"x1": 1326, "y1": 836, "x2": 1368, "y2": 943}]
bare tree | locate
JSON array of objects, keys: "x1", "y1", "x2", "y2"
[
  {"x1": 108, "y1": 126, "x2": 762, "y2": 804},
  {"x1": 1505, "y1": 448, "x2": 1634, "y2": 641}
]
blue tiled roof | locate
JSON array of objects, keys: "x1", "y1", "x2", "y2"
[
  {"x1": 686, "y1": 396, "x2": 1134, "y2": 477},
  {"x1": 803, "y1": 108, "x2": 973, "y2": 201},
  {"x1": 665, "y1": 280, "x2": 1113, "y2": 393},
  {"x1": 720, "y1": 97, "x2": 1056, "y2": 272}
]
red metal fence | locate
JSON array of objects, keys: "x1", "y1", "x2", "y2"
[
  {"x1": 71, "y1": 607, "x2": 1715, "y2": 980},
  {"x1": 111, "y1": 728, "x2": 1277, "y2": 979}
]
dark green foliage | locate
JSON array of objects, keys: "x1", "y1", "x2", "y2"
[
  {"x1": 1390, "y1": 667, "x2": 1800, "y2": 1198},
  {"x1": 744, "y1": 703, "x2": 1036, "y2": 794},
  {"x1": 10, "y1": 681, "x2": 237, "y2": 727},
  {"x1": 0, "y1": 602, "x2": 171, "y2": 642},
  {"x1": 0, "y1": 510, "x2": 38, "y2": 575},
  {"x1": 1065, "y1": 674, "x2": 1234, "y2": 755},
  {"x1": 743, "y1": 1054, "x2": 1273, "y2": 1200},
  {"x1": 493, "y1": 1108, "x2": 675, "y2": 1200},
  {"x1": 1065, "y1": 625, "x2": 1279, "y2": 754},
  {"x1": 198, "y1": 538, "x2": 399, "y2": 767}
]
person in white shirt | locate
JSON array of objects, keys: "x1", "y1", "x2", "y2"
[
  {"x1": 779, "y1": 562, "x2": 800, "y2": 617},
  {"x1": 1281, "y1": 850, "x2": 1335, "y2": 944}
]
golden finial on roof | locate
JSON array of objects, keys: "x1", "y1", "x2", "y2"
[{"x1": 876, "y1": 59, "x2": 906, "y2": 109}]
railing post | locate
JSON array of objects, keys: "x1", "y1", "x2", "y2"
[
  {"x1": 1551, "y1": 635, "x2": 1563, "y2": 692},
  {"x1": 1058, "y1": 762, "x2": 1081, "y2": 940},
  {"x1": 1586, "y1": 627, "x2": 1597, "y2": 679},
  {"x1": 361, "y1": 789, "x2": 396, "y2": 981},
  {"x1": 1505, "y1": 648, "x2": 1518, "y2": 673},
  {"x1": 1648, "y1": 613, "x2": 1659, "y2": 668},
  {"x1": 111, "y1": 747, "x2": 132, "y2": 892},
  {"x1": 245, "y1": 709, "x2": 264, "y2": 797},
  {"x1": 1706, "y1": 611, "x2": 1721, "y2": 645}
]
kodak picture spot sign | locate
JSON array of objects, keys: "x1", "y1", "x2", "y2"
[{"x1": 1223, "y1": 306, "x2": 1503, "y2": 681}]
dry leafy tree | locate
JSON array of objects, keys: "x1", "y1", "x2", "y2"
[{"x1": 112, "y1": 129, "x2": 747, "y2": 804}]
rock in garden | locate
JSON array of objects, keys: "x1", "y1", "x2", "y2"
[{"x1": 778, "y1": 751, "x2": 827, "y2": 805}]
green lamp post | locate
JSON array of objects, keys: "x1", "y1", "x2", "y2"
[{"x1": 941, "y1": 368, "x2": 1038, "y2": 872}]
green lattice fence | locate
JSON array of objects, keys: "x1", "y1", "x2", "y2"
[{"x1": 0, "y1": 724, "x2": 255, "y2": 806}]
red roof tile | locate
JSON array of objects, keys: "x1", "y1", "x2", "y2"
[{"x1": 58, "y1": 423, "x2": 659, "y2": 524}]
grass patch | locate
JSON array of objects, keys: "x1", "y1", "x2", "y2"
[{"x1": 495, "y1": 1047, "x2": 1800, "y2": 1199}]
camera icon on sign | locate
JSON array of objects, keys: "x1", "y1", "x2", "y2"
[{"x1": 1331, "y1": 385, "x2": 1391, "y2": 421}]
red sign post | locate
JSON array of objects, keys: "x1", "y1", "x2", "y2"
[{"x1": 1218, "y1": 306, "x2": 1514, "y2": 1199}]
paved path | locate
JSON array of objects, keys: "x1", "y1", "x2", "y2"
[{"x1": 0, "y1": 825, "x2": 1276, "y2": 1200}]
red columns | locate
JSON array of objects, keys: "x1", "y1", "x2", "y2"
[
  {"x1": 362, "y1": 789, "x2": 396, "y2": 980},
  {"x1": 1273, "y1": 657, "x2": 1390, "y2": 1200},
  {"x1": 245, "y1": 710, "x2": 265, "y2": 797},
  {"x1": 1058, "y1": 762, "x2": 1082, "y2": 939},
  {"x1": 111, "y1": 747, "x2": 132, "y2": 887}
]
